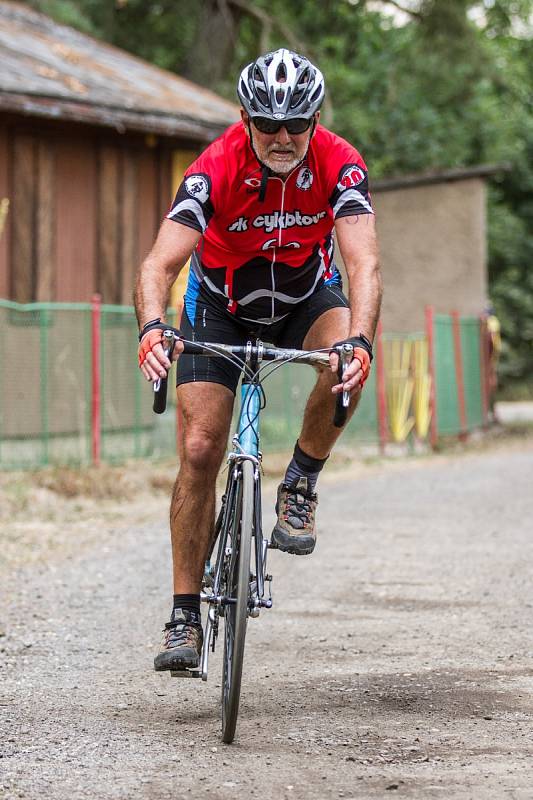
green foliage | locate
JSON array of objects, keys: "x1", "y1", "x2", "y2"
[
  {"x1": 27, "y1": 0, "x2": 97, "y2": 33},
  {"x1": 25, "y1": 0, "x2": 533, "y2": 388}
]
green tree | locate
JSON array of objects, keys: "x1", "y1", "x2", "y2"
[{"x1": 28, "y1": 0, "x2": 533, "y2": 390}]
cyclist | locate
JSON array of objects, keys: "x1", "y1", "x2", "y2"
[{"x1": 134, "y1": 49, "x2": 382, "y2": 672}]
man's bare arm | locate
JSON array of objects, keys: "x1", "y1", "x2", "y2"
[
  {"x1": 334, "y1": 213, "x2": 382, "y2": 342},
  {"x1": 134, "y1": 220, "x2": 201, "y2": 382},
  {"x1": 134, "y1": 219, "x2": 201, "y2": 329},
  {"x1": 328, "y1": 214, "x2": 382, "y2": 395}
]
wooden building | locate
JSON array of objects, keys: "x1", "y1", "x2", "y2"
[
  {"x1": 0, "y1": 1, "x2": 239, "y2": 305},
  {"x1": 0, "y1": 2, "x2": 500, "y2": 331}
]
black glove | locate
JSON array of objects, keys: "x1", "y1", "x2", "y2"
[
  {"x1": 330, "y1": 333, "x2": 373, "y2": 361},
  {"x1": 138, "y1": 318, "x2": 182, "y2": 343},
  {"x1": 138, "y1": 319, "x2": 182, "y2": 368}
]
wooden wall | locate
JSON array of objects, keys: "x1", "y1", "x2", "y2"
[
  {"x1": 0, "y1": 116, "x2": 194, "y2": 304},
  {"x1": 0, "y1": 125, "x2": 11, "y2": 298}
]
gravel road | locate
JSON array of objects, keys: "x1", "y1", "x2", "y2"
[{"x1": 1, "y1": 436, "x2": 532, "y2": 799}]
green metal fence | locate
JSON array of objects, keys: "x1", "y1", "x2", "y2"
[
  {"x1": 0, "y1": 300, "x2": 489, "y2": 469},
  {"x1": 1, "y1": 301, "x2": 93, "y2": 468},
  {"x1": 434, "y1": 314, "x2": 460, "y2": 436},
  {"x1": 0, "y1": 300, "x2": 380, "y2": 469},
  {"x1": 461, "y1": 317, "x2": 484, "y2": 430},
  {"x1": 432, "y1": 312, "x2": 487, "y2": 439}
]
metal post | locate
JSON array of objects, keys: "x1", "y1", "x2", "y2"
[
  {"x1": 40, "y1": 306, "x2": 50, "y2": 466},
  {"x1": 478, "y1": 315, "x2": 490, "y2": 426},
  {"x1": 452, "y1": 310, "x2": 468, "y2": 440},
  {"x1": 91, "y1": 293, "x2": 101, "y2": 466},
  {"x1": 375, "y1": 319, "x2": 388, "y2": 454},
  {"x1": 425, "y1": 305, "x2": 438, "y2": 449}
]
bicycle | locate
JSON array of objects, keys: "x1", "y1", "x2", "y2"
[{"x1": 152, "y1": 331, "x2": 354, "y2": 743}]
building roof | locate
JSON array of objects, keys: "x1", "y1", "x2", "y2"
[
  {"x1": 0, "y1": 1, "x2": 240, "y2": 141},
  {"x1": 372, "y1": 164, "x2": 509, "y2": 192}
]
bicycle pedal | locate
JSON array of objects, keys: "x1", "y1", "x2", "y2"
[{"x1": 170, "y1": 668, "x2": 202, "y2": 679}]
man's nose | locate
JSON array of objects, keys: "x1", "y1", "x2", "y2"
[{"x1": 276, "y1": 126, "x2": 292, "y2": 144}]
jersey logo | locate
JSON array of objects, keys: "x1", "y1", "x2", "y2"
[
  {"x1": 254, "y1": 210, "x2": 326, "y2": 233},
  {"x1": 338, "y1": 165, "x2": 366, "y2": 190},
  {"x1": 296, "y1": 167, "x2": 313, "y2": 191},
  {"x1": 185, "y1": 175, "x2": 209, "y2": 203},
  {"x1": 227, "y1": 209, "x2": 326, "y2": 234},
  {"x1": 228, "y1": 216, "x2": 249, "y2": 232},
  {"x1": 244, "y1": 176, "x2": 261, "y2": 195},
  {"x1": 262, "y1": 239, "x2": 301, "y2": 250}
]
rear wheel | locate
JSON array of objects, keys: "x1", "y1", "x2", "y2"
[{"x1": 221, "y1": 459, "x2": 254, "y2": 743}]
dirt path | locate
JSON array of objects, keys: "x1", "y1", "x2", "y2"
[{"x1": 1, "y1": 436, "x2": 532, "y2": 799}]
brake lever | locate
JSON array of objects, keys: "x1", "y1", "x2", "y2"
[
  {"x1": 153, "y1": 330, "x2": 177, "y2": 414},
  {"x1": 339, "y1": 343, "x2": 354, "y2": 407},
  {"x1": 333, "y1": 343, "x2": 353, "y2": 429}
]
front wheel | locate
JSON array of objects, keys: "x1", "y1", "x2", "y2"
[{"x1": 221, "y1": 459, "x2": 254, "y2": 743}]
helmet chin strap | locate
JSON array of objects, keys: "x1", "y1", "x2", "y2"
[
  {"x1": 247, "y1": 125, "x2": 271, "y2": 202},
  {"x1": 248, "y1": 118, "x2": 317, "y2": 202},
  {"x1": 259, "y1": 163, "x2": 270, "y2": 203}
]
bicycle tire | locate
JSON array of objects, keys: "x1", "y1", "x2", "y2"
[{"x1": 221, "y1": 459, "x2": 254, "y2": 743}]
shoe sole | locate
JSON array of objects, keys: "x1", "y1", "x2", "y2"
[
  {"x1": 271, "y1": 527, "x2": 316, "y2": 556},
  {"x1": 154, "y1": 651, "x2": 201, "y2": 672}
]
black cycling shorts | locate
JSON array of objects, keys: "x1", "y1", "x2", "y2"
[{"x1": 176, "y1": 281, "x2": 349, "y2": 394}]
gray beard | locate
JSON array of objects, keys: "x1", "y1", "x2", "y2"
[{"x1": 263, "y1": 152, "x2": 302, "y2": 175}]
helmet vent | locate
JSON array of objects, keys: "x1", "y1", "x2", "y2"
[
  {"x1": 253, "y1": 65, "x2": 269, "y2": 106},
  {"x1": 239, "y1": 78, "x2": 251, "y2": 100},
  {"x1": 309, "y1": 84, "x2": 321, "y2": 103},
  {"x1": 290, "y1": 68, "x2": 311, "y2": 108},
  {"x1": 276, "y1": 62, "x2": 287, "y2": 83},
  {"x1": 275, "y1": 87, "x2": 285, "y2": 105}
]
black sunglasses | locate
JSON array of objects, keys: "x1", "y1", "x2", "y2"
[{"x1": 252, "y1": 116, "x2": 313, "y2": 135}]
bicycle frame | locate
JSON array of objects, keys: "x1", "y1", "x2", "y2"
[
  {"x1": 236, "y1": 379, "x2": 270, "y2": 611},
  {"x1": 182, "y1": 372, "x2": 270, "y2": 682},
  {"x1": 166, "y1": 338, "x2": 353, "y2": 684}
]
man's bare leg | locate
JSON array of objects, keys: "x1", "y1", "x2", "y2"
[
  {"x1": 298, "y1": 306, "x2": 359, "y2": 458},
  {"x1": 171, "y1": 381, "x2": 234, "y2": 594},
  {"x1": 271, "y1": 306, "x2": 360, "y2": 555},
  {"x1": 154, "y1": 381, "x2": 234, "y2": 672}
]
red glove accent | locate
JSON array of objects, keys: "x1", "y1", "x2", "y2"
[
  {"x1": 138, "y1": 328, "x2": 165, "y2": 367},
  {"x1": 353, "y1": 347, "x2": 371, "y2": 386}
]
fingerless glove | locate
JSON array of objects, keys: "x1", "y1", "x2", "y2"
[{"x1": 137, "y1": 320, "x2": 181, "y2": 367}]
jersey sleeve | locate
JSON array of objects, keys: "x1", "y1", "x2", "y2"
[
  {"x1": 326, "y1": 143, "x2": 374, "y2": 220},
  {"x1": 166, "y1": 149, "x2": 220, "y2": 233}
]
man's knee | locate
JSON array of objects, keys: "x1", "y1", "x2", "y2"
[{"x1": 181, "y1": 427, "x2": 226, "y2": 475}]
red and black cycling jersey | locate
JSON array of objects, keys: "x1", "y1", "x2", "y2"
[{"x1": 167, "y1": 122, "x2": 373, "y2": 324}]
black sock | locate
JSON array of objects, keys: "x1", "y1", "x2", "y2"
[
  {"x1": 173, "y1": 593, "x2": 201, "y2": 616},
  {"x1": 283, "y1": 441, "x2": 328, "y2": 494}
]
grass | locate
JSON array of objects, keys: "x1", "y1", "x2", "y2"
[{"x1": 1, "y1": 421, "x2": 532, "y2": 512}]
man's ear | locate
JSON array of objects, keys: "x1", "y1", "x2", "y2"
[
  {"x1": 240, "y1": 109, "x2": 250, "y2": 137},
  {"x1": 310, "y1": 112, "x2": 320, "y2": 138}
]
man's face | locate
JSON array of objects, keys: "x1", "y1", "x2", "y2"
[{"x1": 241, "y1": 111, "x2": 318, "y2": 175}]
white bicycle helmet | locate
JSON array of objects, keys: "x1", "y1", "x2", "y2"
[{"x1": 238, "y1": 48, "x2": 325, "y2": 121}]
